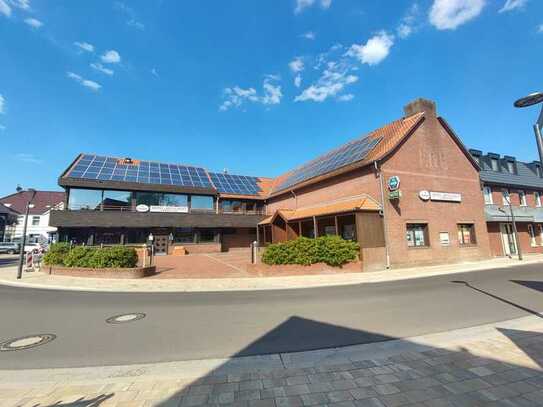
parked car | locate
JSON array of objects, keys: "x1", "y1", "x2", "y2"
[{"x1": 0, "y1": 242, "x2": 21, "y2": 255}]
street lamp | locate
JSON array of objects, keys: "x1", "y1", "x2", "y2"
[
  {"x1": 514, "y1": 92, "x2": 543, "y2": 166},
  {"x1": 17, "y1": 188, "x2": 37, "y2": 279}
]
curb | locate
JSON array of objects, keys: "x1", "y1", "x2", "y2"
[{"x1": 0, "y1": 257, "x2": 541, "y2": 293}]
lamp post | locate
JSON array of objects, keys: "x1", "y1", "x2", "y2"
[
  {"x1": 17, "y1": 188, "x2": 37, "y2": 279},
  {"x1": 514, "y1": 92, "x2": 543, "y2": 167}
]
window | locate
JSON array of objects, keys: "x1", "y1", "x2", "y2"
[
  {"x1": 161, "y1": 194, "x2": 188, "y2": 208},
  {"x1": 506, "y1": 161, "x2": 515, "y2": 174},
  {"x1": 502, "y1": 189, "x2": 510, "y2": 206},
  {"x1": 539, "y1": 225, "x2": 543, "y2": 246},
  {"x1": 535, "y1": 192, "x2": 542, "y2": 207},
  {"x1": 324, "y1": 225, "x2": 337, "y2": 235},
  {"x1": 191, "y1": 195, "x2": 214, "y2": 211},
  {"x1": 457, "y1": 224, "x2": 476, "y2": 245},
  {"x1": 102, "y1": 190, "x2": 132, "y2": 210},
  {"x1": 519, "y1": 190, "x2": 527, "y2": 206},
  {"x1": 198, "y1": 229, "x2": 216, "y2": 243},
  {"x1": 439, "y1": 232, "x2": 450, "y2": 246},
  {"x1": 68, "y1": 189, "x2": 103, "y2": 210},
  {"x1": 491, "y1": 158, "x2": 499, "y2": 171},
  {"x1": 31, "y1": 216, "x2": 40, "y2": 226},
  {"x1": 528, "y1": 224, "x2": 537, "y2": 247},
  {"x1": 483, "y1": 186, "x2": 493, "y2": 205},
  {"x1": 174, "y1": 228, "x2": 194, "y2": 243},
  {"x1": 406, "y1": 224, "x2": 428, "y2": 247},
  {"x1": 135, "y1": 192, "x2": 161, "y2": 206}
]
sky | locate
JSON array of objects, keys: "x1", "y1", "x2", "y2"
[{"x1": 0, "y1": 0, "x2": 542, "y2": 196}]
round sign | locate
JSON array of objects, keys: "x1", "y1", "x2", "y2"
[
  {"x1": 387, "y1": 176, "x2": 400, "y2": 191},
  {"x1": 419, "y1": 190, "x2": 430, "y2": 201},
  {"x1": 136, "y1": 204, "x2": 149, "y2": 212}
]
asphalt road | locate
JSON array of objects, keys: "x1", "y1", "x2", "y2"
[{"x1": 0, "y1": 263, "x2": 542, "y2": 370}]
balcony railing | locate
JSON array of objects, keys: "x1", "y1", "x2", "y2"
[{"x1": 57, "y1": 204, "x2": 265, "y2": 215}]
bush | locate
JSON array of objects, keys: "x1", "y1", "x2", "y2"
[
  {"x1": 44, "y1": 244, "x2": 139, "y2": 269},
  {"x1": 43, "y1": 242, "x2": 71, "y2": 266},
  {"x1": 262, "y1": 235, "x2": 359, "y2": 267}
]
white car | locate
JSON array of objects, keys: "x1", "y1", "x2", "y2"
[{"x1": 24, "y1": 243, "x2": 44, "y2": 253}]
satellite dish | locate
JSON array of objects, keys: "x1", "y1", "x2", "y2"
[{"x1": 514, "y1": 92, "x2": 543, "y2": 108}]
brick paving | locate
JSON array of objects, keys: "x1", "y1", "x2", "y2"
[{"x1": 1, "y1": 318, "x2": 543, "y2": 407}]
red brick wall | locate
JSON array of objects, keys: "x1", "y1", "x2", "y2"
[
  {"x1": 380, "y1": 115, "x2": 491, "y2": 267},
  {"x1": 222, "y1": 228, "x2": 256, "y2": 251},
  {"x1": 486, "y1": 222, "x2": 504, "y2": 257}
]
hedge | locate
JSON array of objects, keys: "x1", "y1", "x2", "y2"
[
  {"x1": 261, "y1": 236, "x2": 359, "y2": 267},
  {"x1": 44, "y1": 244, "x2": 139, "y2": 269}
]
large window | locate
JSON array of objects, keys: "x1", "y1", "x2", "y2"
[
  {"x1": 519, "y1": 190, "x2": 527, "y2": 206},
  {"x1": 483, "y1": 186, "x2": 493, "y2": 205},
  {"x1": 135, "y1": 192, "x2": 161, "y2": 206},
  {"x1": 174, "y1": 227, "x2": 194, "y2": 243},
  {"x1": 198, "y1": 229, "x2": 216, "y2": 243},
  {"x1": 406, "y1": 224, "x2": 428, "y2": 247},
  {"x1": 191, "y1": 195, "x2": 214, "y2": 211},
  {"x1": 162, "y1": 194, "x2": 188, "y2": 208},
  {"x1": 68, "y1": 189, "x2": 103, "y2": 210},
  {"x1": 102, "y1": 190, "x2": 132, "y2": 210},
  {"x1": 457, "y1": 224, "x2": 476, "y2": 245},
  {"x1": 528, "y1": 224, "x2": 537, "y2": 247}
]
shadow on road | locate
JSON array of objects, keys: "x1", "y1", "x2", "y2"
[
  {"x1": 32, "y1": 393, "x2": 113, "y2": 406},
  {"x1": 511, "y1": 280, "x2": 543, "y2": 294}
]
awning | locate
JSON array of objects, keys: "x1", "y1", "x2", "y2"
[
  {"x1": 258, "y1": 195, "x2": 381, "y2": 225},
  {"x1": 484, "y1": 205, "x2": 536, "y2": 223}
]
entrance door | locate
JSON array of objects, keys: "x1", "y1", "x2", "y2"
[
  {"x1": 154, "y1": 235, "x2": 169, "y2": 255},
  {"x1": 500, "y1": 223, "x2": 517, "y2": 256}
]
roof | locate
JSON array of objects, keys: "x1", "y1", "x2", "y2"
[
  {"x1": 0, "y1": 202, "x2": 16, "y2": 215},
  {"x1": 268, "y1": 112, "x2": 425, "y2": 196},
  {"x1": 258, "y1": 195, "x2": 380, "y2": 225},
  {"x1": 0, "y1": 190, "x2": 65, "y2": 215},
  {"x1": 473, "y1": 152, "x2": 543, "y2": 189}
]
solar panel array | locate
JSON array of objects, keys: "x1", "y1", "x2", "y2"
[
  {"x1": 67, "y1": 154, "x2": 213, "y2": 189},
  {"x1": 274, "y1": 136, "x2": 383, "y2": 192},
  {"x1": 208, "y1": 172, "x2": 262, "y2": 195}
]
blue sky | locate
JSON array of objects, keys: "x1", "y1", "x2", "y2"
[{"x1": 0, "y1": 0, "x2": 542, "y2": 196}]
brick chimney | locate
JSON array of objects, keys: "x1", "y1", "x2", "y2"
[{"x1": 404, "y1": 98, "x2": 437, "y2": 117}]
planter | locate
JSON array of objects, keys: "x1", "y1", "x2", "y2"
[{"x1": 46, "y1": 265, "x2": 156, "y2": 279}]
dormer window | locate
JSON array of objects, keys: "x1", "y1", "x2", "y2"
[
  {"x1": 506, "y1": 161, "x2": 515, "y2": 174},
  {"x1": 491, "y1": 158, "x2": 499, "y2": 171}
]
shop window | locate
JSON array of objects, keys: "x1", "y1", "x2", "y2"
[
  {"x1": 519, "y1": 190, "x2": 527, "y2": 206},
  {"x1": 68, "y1": 189, "x2": 103, "y2": 210},
  {"x1": 483, "y1": 186, "x2": 493, "y2": 205},
  {"x1": 174, "y1": 228, "x2": 194, "y2": 243},
  {"x1": 135, "y1": 192, "x2": 161, "y2": 206},
  {"x1": 502, "y1": 189, "x2": 510, "y2": 206},
  {"x1": 102, "y1": 190, "x2": 132, "y2": 210},
  {"x1": 535, "y1": 192, "x2": 542, "y2": 207},
  {"x1": 457, "y1": 224, "x2": 476, "y2": 245},
  {"x1": 324, "y1": 225, "x2": 336, "y2": 235},
  {"x1": 191, "y1": 195, "x2": 214, "y2": 211},
  {"x1": 406, "y1": 224, "x2": 429, "y2": 247},
  {"x1": 528, "y1": 224, "x2": 537, "y2": 247},
  {"x1": 31, "y1": 216, "x2": 40, "y2": 226},
  {"x1": 198, "y1": 229, "x2": 216, "y2": 243}
]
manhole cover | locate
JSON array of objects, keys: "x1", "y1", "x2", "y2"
[
  {"x1": 0, "y1": 334, "x2": 56, "y2": 351},
  {"x1": 106, "y1": 313, "x2": 146, "y2": 324}
]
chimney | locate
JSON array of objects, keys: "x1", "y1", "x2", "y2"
[{"x1": 404, "y1": 98, "x2": 437, "y2": 117}]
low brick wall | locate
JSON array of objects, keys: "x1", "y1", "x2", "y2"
[{"x1": 46, "y1": 265, "x2": 156, "y2": 279}]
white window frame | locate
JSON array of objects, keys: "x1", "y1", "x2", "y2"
[
  {"x1": 491, "y1": 159, "x2": 499, "y2": 171},
  {"x1": 483, "y1": 186, "x2": 493, "y2": 205},
  {"x1": 539, "y1": 225, "x2": 543, "y2": 246},
  {"x1": 519, "y1": 190, "x2": 527, "y2": 206},
  {"x1": 528, "y1": 224, "x2": 537, "y2": 247},
  {"x1": 535, "y1": 192, "x2": 542, "y2": 207},
  {"x1": 502, "y1": 189, "x2": 510, "y2": 206},
  {"x1": 507, "y1": 161, "x2": 515, "y2": 174}
]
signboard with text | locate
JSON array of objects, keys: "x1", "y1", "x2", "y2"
[{"x1": 150, "y1": 205, "x2": 189, "y2": 213}]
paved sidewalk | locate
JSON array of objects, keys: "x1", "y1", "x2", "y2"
[
  {"x1": 0, "y1": 255, "x2": 542, "y2": 293},
  {"x1": 1, "y1": 316, "x2": 543, "y2": 406}
]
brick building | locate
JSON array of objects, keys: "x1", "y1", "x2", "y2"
[
  {"x1": 50, "y1": 98, "x2": 497, "y2": 269},
  {"x1": 469, "y1": 150, "x2": 543, "y2": 258}
]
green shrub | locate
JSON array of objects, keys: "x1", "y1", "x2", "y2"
[
  {"x1": 262, "y1": 235, "x2": 359, "y2": 267},
  {"x1": 63, "y1": 246, "x2": 95, "y2": 268},
  {"x1": 43, "y1": 242, "x2": 71, "y2": 266},
  {"x1": 88, "y1": 246, "x2": 138, "y2": 268}
]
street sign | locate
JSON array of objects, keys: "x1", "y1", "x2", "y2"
[
  {"x1": 388, "y1": 190, "x2": 401, "y2": 200},
  {"x1": 387, "y1": 176, "x2": 400, "y2": 191}
]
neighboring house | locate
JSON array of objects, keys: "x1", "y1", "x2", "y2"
[
  {"x1": 470, "y1": 150, "x2": 543, "y2": 258},
  {"x1": 50, "y1": 98, "x2": 493, "y2": 269},
  {"x1": 0, "y1": 203, "x2": 17, "y2": 242},
  {"x1": 0, "y1": 190, "x2": 65, "y2": 243}
]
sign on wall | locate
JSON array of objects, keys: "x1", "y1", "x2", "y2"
[
  {"x1": 150, "y1": 205, "x2": 189, "y2": 213},
  {"x1": 419, "y1": 190, "x2": 462, "y2": 203},
  {"x1": 387, "y1": 176, "x2": 400, "y2": 191}
]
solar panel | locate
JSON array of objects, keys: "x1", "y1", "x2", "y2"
[
  {"x1": 67, "y1": 154, "x2": 213, "y2": 189},
  {"x1": 208, "y1": 172, "x2": 262, "y2": 196},
  {"x1": 274, "y1": 136, "x2": 383, "y2": 192}
]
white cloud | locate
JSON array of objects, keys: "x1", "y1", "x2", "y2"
[
  {"x1": 9, "y1": 0, "x2": 30, "y2": 10},
  {"x1": 499, "y1": 0, "x2": 528, "y2": 12},
  {"x1": 101, "y1": 50, "x2": 121, "y2": 64},
  {"x1": 429, "y1": 0, "x2": 486, "y2": 30},
  {"x1": 90, "y1": 63, "x2": 114, "y2": 76},
  {"x1": 0, "y1": 94, "x2": 5, "y2": 114},
  {"x1": 74, "y1": 41, "x2": 94, "y2": 52},
  {"x1": 114, "y1": 1, "x2": 144, "y2": 30},
  {"x1": 294, "y1": 75, "x2": 302, "y2": 88},
  {"x1": 346, "y1": 31, "x2": 394, "y2": 66},
  {"x1": 289, "y1": 57, "x2": 304, "y2": 73},
  {"x1": 0, "y1": 0, "x2": 11, "y2": 17},
  {"x1": 220, "y1": 76, "x2": 282, "y2": 111},
  {"x1": 301, "y1": 31, "x2": 316, "y2": 40},
  {"x1": 295, "y1": 0, "x2": 332, "y2": 14},
  {"x1": 397, "y1": 3, "x2": 420, "y2": 39},
  {"x1": 15, "y1": 153, "x2": 42, "y2": 164},
  {"x1": 67, "y1": 72, "x2": 102, "y2": 92},
  {"x1": 24, "y1": 17, "x2": 42, "y2": 28},
  {"x1": 337, "y1": 94, "x2": 354, "y2": 102},
  {"x1": 295, "y1": 61, "x2": 358, "y2": 103}
]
